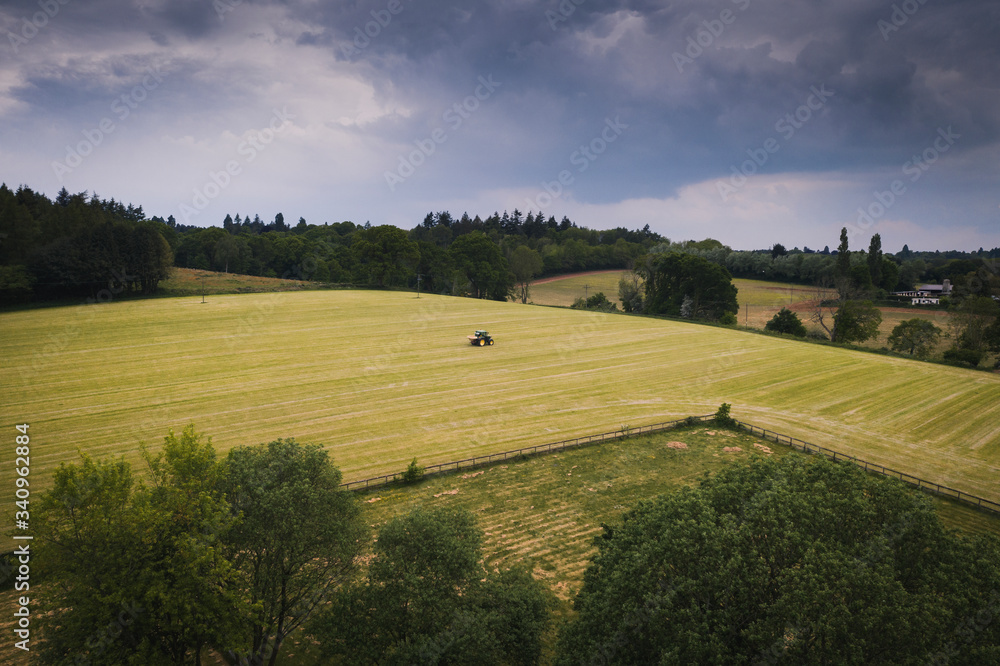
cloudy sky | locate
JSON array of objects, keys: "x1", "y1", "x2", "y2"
[{"x1": 1, "y1": 0, "x2": 997, "y2": 251}]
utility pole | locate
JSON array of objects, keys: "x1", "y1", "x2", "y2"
[
  {"x1": 416, "y1": 273, "x2": 422, "y2": 298},
  {"x1": 584, "y1": 284, "x2": 591, "y2": 299}
]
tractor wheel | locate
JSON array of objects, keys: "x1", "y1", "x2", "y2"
[
  {"x1": 479, "y1": 339, "x2": 485, "y2": 346},
  {"x1": 488, "y1": 339, "x2": 494, "y2": 345}
]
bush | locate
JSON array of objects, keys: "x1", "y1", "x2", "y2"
[
  {"x1": 713, "y1": 403, "x2": 734, "y2": 427},
  {"x1": 719, "y1": 311, "x2": 737, "y2": 326},
  {"x1": 571, "y1": 292, "x2": 618, "y2": 312},
  {"x1": 684, "y1": 416, "x2": 700, "y2": 427},
  {"x1": 0, "y1": 265, "x2": 36, "y2": 303},
  {"x1": 618, "y1": 274, "x2": 643, "y2": 313},
  {"x1": 943, "y1": 347, "x2": 983, "y2": 368},
  {"x1": 764, "y1": 307, "x2": 807, "y2": 337},
  {"x1": 402, "y1": 457, "x2": 424, "y2": 483}
]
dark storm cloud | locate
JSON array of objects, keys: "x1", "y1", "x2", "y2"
[
  {"x1": 292, "y1": 0, "x2": 999, "y2": 178},
  {"x1": 0, "y1": 0, "x2": 995, "y2": 248}
]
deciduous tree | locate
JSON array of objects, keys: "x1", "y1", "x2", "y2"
[
  {"x1": 309, "y1": 507, "x2": 549, "y2": 665},
  {"x1": 34, "y1": 427, "x2": 241, "y2": 665},
  {"x1": 640, "y1": 252, "x2": 738, "y2": 321},
  {"x1": 556, "y1": 456, "x2": 1000, "y2": 665},
  {"x1": 509, "y1": 245, "x2": 543, "y2": 304},
  {"x1": 831, "y1": 299, "x2": 882, "y2": 343},
  {"x1": 765, "y1": 307, "x2": 807, "y2": 337},
  {"x1": 218, "y1": 439, "x2": 366, "y2": 666},
  {"x1": 887, "y1": 318, "x2": 942, "y2": 358},
  {"x1": 618, "y1": 271, "x2": 643, "y2": 313},
  {"x1": 949, "y1": 295, "x2": 1000, "y2": 353},
  {"x1": 450, "y1": 231, "x2": 515, "y2": 300},
  {"x1": 867, "y1": 233, "x2": 883, "y2": 289}
]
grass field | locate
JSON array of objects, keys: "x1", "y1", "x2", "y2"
[
  {"x1": 359, "y1": 427, "x2": 1000, "y2": 596},
  {"x1": 158, "y1": 267, "x2": 319, "y2": 297},
  {"x1": 3, "y1": 289, "x2": 1000, "y2": 518},
  {"x1": 529, "y1": 270, "x2": 629, "y2": 307}
]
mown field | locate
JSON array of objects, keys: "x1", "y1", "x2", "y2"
[
  {"x1": 3, "y1": 289, "x2": 999, "y2": 517},
  {"x1": 529, "y1": 270, "x2": 630, "y2": 307},
  {"x1": 358, "y1": 427, "x2": 1000, "y2": 596}
]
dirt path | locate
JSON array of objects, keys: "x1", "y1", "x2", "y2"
[{"x1": 532, "y1": 270, "x2": 625, "y2": 285}]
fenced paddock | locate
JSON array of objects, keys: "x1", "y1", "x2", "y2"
[
  {"x1": 340, "y1": 415, "x2": 716, "y2": 491},
  {"x1": 343, "y1": 415, "x2": 1000, "y2": 517},
  {"x1": 732, "y1": 420, "x2": 1000, "y2": 515}
]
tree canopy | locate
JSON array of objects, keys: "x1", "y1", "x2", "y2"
[
  {"x1": 309, "y1": 507, "x2": 549, "y2": 665},
  {"x1": 557, "y1": 455, "x2": 1000, "y2": 665},
  {"x1": 33, "y1": 428, "x2": 365, "y2": 666},
  {"x1": 34, "y1": 427, "x2": 241, "y2": 665},
  {"x1": 218, "y1": 438, "x2": 366, "y2": 666},
  {"x1": 765, "y1": 307, "x2": 807, "y2": 337},
  {"x1": 450, "y1": 231, "x2": 515, "y2": 300},
  {"x1": 640, "y1": 252, "x2": 738, "y2": 321},
  {"x1": 352, "y1": 225, "x2": 419, "y2": 287},
  {"x1": 832, "y1": 299, "x2": 882, "y2": 343},
  {"x1": 888, "y1": 318, "x2": 943, "y2": 358}
]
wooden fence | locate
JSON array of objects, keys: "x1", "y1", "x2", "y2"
[
  {"x1": 341, "y1": 415, "x2": 1000, "y2": 516},
  {"x1": 339, "y1": 415, "x2": 715, "y2": 491},
  {"x1": 731, "y1": 420, "x2": 1000, "y2": 515}
]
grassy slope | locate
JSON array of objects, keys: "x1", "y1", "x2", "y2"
[
  {"x1": 359, "y1": 426, "x2": 1000, "y2": 598},
  {"x1": 158, "y1": 267, "x2": 319, "y2": 296},
  {"x1": 2, "y1": 290, "x2": 999, "y2": 507},
  {"x1": 529, "y1": 271, "x2": 630, "y2": 307}
]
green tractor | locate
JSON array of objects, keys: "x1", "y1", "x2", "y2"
[{"x1": 467, "y1": 330, "x2": 495, "y2": 346}]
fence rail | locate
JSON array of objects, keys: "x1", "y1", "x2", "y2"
[
  {"x1": 730, "y1": 420, "x2": 1000, "y2": 515},
  {"x1": 339, "y1": 415, "x2": 715, "y2": 491},
  {"x1": 340, "y1": 416, "x2": 1000, "y2": 516}
]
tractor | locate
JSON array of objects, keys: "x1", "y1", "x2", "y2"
[{"x1": 467, "y1": 330, "x2": 495, "y2": 346}]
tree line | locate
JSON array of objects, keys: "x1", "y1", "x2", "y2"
[
  {"x1": 4, "y1": 182, "x2": 997, "y2": 310},
  {"x1": 27, "y1": 424, "x2": 1000, "y2": 664},
  {"x1": 0, "y1": 185, "x2": 172, "y2": 302},
  {"x1": 0, "y1": 183, "x2": 662, "y2": 304}
]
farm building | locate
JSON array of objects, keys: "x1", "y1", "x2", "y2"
[{"x1": 892, "y1": 279, "x2": 952, "y2": 305}]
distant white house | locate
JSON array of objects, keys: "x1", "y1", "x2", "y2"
[{"x1": 892, "y1": 279, "x2": 952, "y2": 305}]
